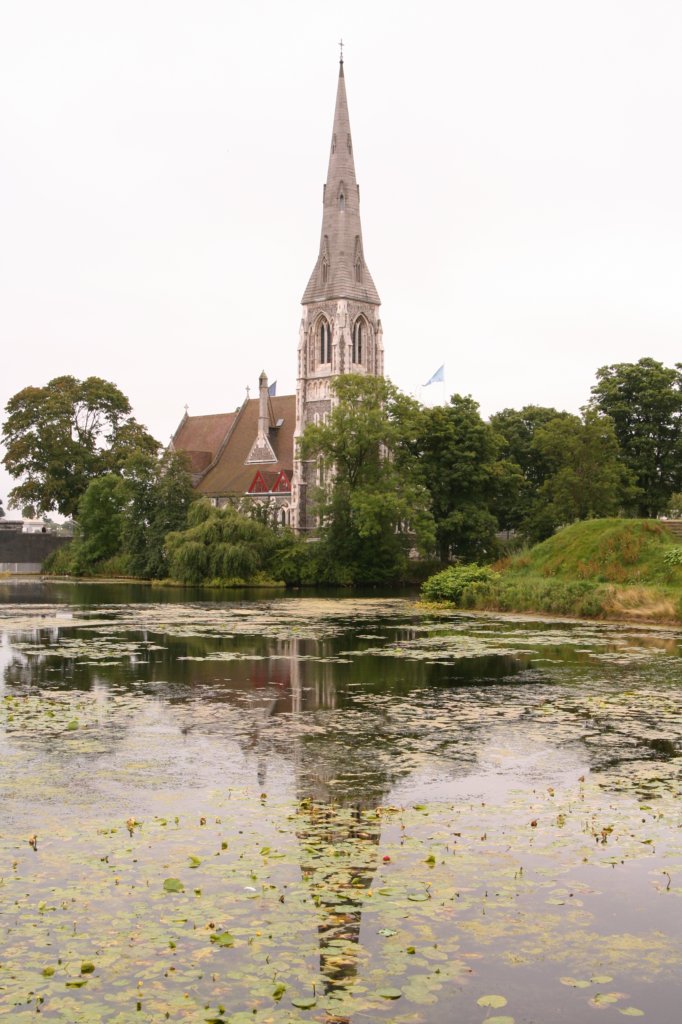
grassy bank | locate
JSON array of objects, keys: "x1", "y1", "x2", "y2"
[{"x1": 422, "y1": 519, "x2": 682, "y2": 623}]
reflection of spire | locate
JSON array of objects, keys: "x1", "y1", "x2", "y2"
[{"x1": 295, "y1": 798, "x2": 384, "y2": 998}]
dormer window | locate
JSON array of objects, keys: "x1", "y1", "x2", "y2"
[
  {"x1": 355, "y1": 258, "x2": 362, "y2": 283},
  {"x1": 339, "y1": 193, "x2": 345, "y2": 210},
  {"x1": 322, "y1": 258, "x2": 329, "y2": 284},
  {"x1": 319, "y1": 319, "x2": 331, "y2": 364}
]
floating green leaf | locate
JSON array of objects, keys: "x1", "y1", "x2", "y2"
[
  {"x1": 478, "y1": 995, "x2": 508, "y2": 1008},
  {"x1": 590, "y1": 992, "x2": 625, "y2": 1007},
  {"x1": 162, "y1": 877, "x2": 185, "y2": 892},
  {"x1": 291, "y1": 996, "x2": 317, "y2": 1009},
  {"x1": 619, "y1": 1010, "x2": 645, "y2": 1017},
  {"x1": 378, "y1": 987, "x2": 402, "y2": 999},
  {"x1": 210, "y1": 931, "x2": 235, "y2": 947}
]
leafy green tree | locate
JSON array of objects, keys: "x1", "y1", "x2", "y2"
[
  {"x1": 489, "y1": 405, "x2": 573, "y2": 533},
  {"x1": 166, "y1": 500, "x2": 298, "y2": 584},
  {"x1": 76, "y1": 474, "x2": 129, "y2": 567},
  {"x1": 412, "y1": 395, "x2": 506, "y2": 562},
  {"x1": 299, "y1": 375, "x2": 435, "y2": 583},
  {"x1": 55, "y1": 449, "x2": 194, "y2": 578},
  {"x1": 2, "y1": 376, "x2": 159, "y2": 518},
  {"x1": 123, "y1": 450, "x2": 196, "y2": 578},
  {"x1": 525, "y1": 409, "x2": 637, "y2": 540},
  {"x1": 590, "y1": 358, "x2": 682, "y2": 517},
  {"x1": 0, "y1": 497, "x2": 4, "y2": 519}
]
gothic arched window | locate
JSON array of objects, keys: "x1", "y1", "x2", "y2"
[
  {"x1": 319, "y1": 319, "x2": 331, "y2": 364},
  {"x1": 352, "y1": 319, "x2": 364, "y2": 364},
  {"x1": 339, "y1": 193, "x2": 345, "y2": 210}
]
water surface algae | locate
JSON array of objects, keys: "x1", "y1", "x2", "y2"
[{"x1": 0, "y1": 596, "x2": 681, "y2": 1023}]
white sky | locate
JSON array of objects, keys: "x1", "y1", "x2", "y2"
[{"x1": 2, "y1": 0, "x2": 682, "y2": 511}]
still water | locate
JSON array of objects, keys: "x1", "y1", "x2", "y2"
[{"x1": 1, "y1": 580, "x2": 681, "y2": 1023}]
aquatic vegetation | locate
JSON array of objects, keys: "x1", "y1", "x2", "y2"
[{"x1": 0, "y1": 588, "x2": 681, "y2": 1021}]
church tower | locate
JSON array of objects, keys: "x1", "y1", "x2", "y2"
[{"x1": 292, "y1": 54, "x2": 383, "y2": 532}]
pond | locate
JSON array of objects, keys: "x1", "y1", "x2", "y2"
[{"x1": 1, "y1": 580, "x2": 681, "y2": 1024}]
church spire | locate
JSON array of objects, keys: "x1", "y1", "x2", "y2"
[{"x1": 301, "y1": 57, "x2": 380, "y2": 305}]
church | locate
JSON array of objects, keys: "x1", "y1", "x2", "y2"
[{"x1": 171, "y1": 54, "x2": 383, "y2": 533}]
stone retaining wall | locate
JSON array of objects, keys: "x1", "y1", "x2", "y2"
[{"x1": 0, "y1": 533, "x2": 70, "y2": 573}]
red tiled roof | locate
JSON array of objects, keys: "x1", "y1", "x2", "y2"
[
  {"x1": 172, "y1": 412, "x2": 237, "y2": 462},
  {"x1": 174, "y1": 395, "x2": 296, "y2": 497}
]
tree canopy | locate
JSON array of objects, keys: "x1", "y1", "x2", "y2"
[
  {"x1": 590, "y1": 358, "x2": 682, "y2": 517},
  {"x1": 299, "y1": 375, "x2": 435, "y2": 582},
  {"x1": 411, "y1": 395, "x2": 514, "y2": 561},
  {"x1": 166, "y1": 500, "x2": 298, "y2": 585},
  {"x1": 60, "y1": 449, "x2": 195, "y2": 578},
  {"x1": 526, "y1": 408, "x2": 638, "y2": 539},
  {"x1": 2, "y1": 376, "x2": 159, "y2": 518}
]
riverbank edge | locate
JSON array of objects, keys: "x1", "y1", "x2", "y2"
[{"x1": 421, "y1": 577, "x2": 682, "y2": 626}]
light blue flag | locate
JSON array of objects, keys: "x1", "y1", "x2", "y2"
[
  {"x1": 424, "y1": 364, "x2": 444, "y2": 386},
  {"x1": 268, "y1": 380, "x2": 277, "y2": 397}
]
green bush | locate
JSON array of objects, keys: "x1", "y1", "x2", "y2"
[
  {"x1": 421, "y1": 564, "x2": 500, "y2": 604},
  {"x1": 663, "y1": 547, "x2": 682, "y2": 567},
  {"x1": 42, "y1": 543, "x2": 77, "y2": 575}
]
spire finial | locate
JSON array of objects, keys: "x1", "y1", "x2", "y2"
[{"x1": 338, "y1": 38, "x2": 344, "y2": 64}]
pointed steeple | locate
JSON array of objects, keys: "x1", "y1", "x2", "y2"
[{"x1": 301, "y1": 58, "x2": 380, "y2": 305}]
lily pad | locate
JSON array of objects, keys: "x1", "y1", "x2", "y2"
[
  {"x1": 163, "y1": 877, "x2": 185, "y2": 892},
  {"x1": 210, "y1": 931, "x2": 235, "y2": 947},
  {"x1": 478, "y1": 995, "x2": 508, "y2": 1008},
  {"x1": 291, "y1": 996, "x2": 317, "y2": 1009},
  {"x1": 378, "y1": 987, "x2": 402, "y2": 999}
]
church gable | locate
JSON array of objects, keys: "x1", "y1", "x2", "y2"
[
  {"x1": 272, "y1": 470, "x2": 291, "y2": 493},
  {"x1": 248, "y1": 470, "x2": 272, "y2": 494},
  {"x1": 187, "y1": 394, "x2": 296, "y2": 499},
  {"x1": 246, "y1": 468, "x2": 292, "y2": 496},
  {"x1": 245, "y1": 435, "x2": 277, "y2": 465}
]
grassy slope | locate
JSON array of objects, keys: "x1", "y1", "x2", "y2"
[
  {"x1": 480, "y1": 519, "x2": 682, "y2": 622},
  {"x1": 499, "y1": 518, "x2": 682, "y2": 587}
]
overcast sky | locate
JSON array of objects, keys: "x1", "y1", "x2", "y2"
[{"x1": 2, "y1": 0, "x2": 681, "y2": 512}]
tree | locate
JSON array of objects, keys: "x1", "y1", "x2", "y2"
[
  {"x1": 412, "y1": 395, "x2": 508, "y2": 562},
  {"x1": 166, "y1": 500, "x2": 298, "y2": 584},
  {"x1": 123, "y1": 450, "x2": 196, "y2": 579},
  {"x1": 2, "y1": 375, "x2": 159, "y2": 518},
  {"x1": 0, "y1": 497, "x2": 4, "y2": 519},
  {"x1": 76, "y1": 474, "x2": 129, "y2": 567},
  {"x1": 299, "y1": 375, "x2": 435, "y2": 583},
  {"x1": 489, "y1": 405, "x2": 574, "y2": 533},
  {"x1": 526, "y1": 408, "x2": 638, "y2": 539},
  {"x1": 590, "y1": 358, "x2": 682, "y2": 517}
]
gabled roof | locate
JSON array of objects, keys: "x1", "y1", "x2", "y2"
[
  {"x1": 189, "y1": 394, "x2": 296, "y2": 497},
  {"x1": 172, "y1": 411, "x2": 237, "y2": 455},
  {"x1": 301, "y1": 60, "x2": 380, "y2": 307}
]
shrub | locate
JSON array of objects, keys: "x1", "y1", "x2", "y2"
[
  {"x1": 42, "y1": 543, "x2": 77, "y2": 575},
  {"x1": 421, "y1": 564, "x2": 500, "y2": 604},
  {"x1": 663, "y1": 547, "x2": 682, "y2": 568}
]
